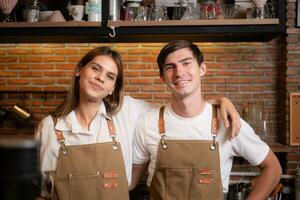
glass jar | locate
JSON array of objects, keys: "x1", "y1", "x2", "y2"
[{"x1": 27, "y1": 0, "x2": 40, "y2": 22}]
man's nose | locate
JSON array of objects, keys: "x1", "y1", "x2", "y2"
[{"x1": 174, "y1": 64, "x2": 184, "y2": 77}]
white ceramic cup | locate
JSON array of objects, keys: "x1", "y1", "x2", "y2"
[{"x1": 70, "y1": 5, "x2": 84, "y2": 21}]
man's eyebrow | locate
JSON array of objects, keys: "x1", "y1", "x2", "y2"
[{"x1": 162, "y1": 57, "x2": 194, "y2": 67}]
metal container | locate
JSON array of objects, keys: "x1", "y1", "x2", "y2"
[{"x1": 110, "y1": 0, "x2": 120, "y2": 20}]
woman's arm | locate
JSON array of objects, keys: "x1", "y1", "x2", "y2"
[{"x1": 206, "y1": 96, "x2": 241, "y2": 139}]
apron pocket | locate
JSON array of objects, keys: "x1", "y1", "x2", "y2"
[
  {"x1": 68, "y1": 172, "x2": 101, "y2": 200},
  {"x1": 165, "y1": 167, "x2": 196, "y2": 200}
]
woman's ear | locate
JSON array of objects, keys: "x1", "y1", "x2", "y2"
[{"x1": 109, "y1": 87, "x2": 115, "y2": 95}]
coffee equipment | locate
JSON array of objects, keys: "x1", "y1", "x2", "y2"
[{"x1": 0, "y1": 138, "x2": 40, "y2": 200}]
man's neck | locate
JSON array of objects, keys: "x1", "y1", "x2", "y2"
[{"x1": 171, "y1": 93, "x2": 206, "y2": 118}]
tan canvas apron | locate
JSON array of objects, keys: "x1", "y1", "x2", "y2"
[
  {"x1": 52, "y1": 116, "x2": 129, "y2": 200},
  {"x1": 149, "y1": 105, "x2": 223, "y2": 200}
]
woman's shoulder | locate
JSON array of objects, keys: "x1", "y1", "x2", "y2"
[
  {"x1": 39, "y1": 115, "x2": 55, "y2": 127},
  {"x1": 122, "y1": 95, "x2": 153, "y2": 111}
]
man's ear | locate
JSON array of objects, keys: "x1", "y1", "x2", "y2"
[
  {"x1": 160, "y1": 74, "x2": 165, "y2": 82},
  {"x1": 199, "y1": 62, "x2": 207, "y2": 77}
]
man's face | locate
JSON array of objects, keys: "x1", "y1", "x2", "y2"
[{"x1": 161, "y1": 48, "x2": 206, "y2": 99}]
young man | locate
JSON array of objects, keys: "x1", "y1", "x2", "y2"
[{"x1": 131, "y1": 40, "x2": 282, "y2": 200}]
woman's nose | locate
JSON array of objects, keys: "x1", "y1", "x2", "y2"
[{"x1": 95, "y1": 72, "x2": 104, "y2": 82}]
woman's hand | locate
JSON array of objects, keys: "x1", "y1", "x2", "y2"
[{"x1": 207, "y1": 96, "x2": 241, "y2": 139}]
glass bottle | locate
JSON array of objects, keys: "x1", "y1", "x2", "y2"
[{"x1": 27, "y1": 0, "x2": 40, "y2": 22}]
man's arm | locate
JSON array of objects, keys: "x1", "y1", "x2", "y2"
[
  {"x1": 130, "y1": 162, "x2": 149, "y2": 191},
  {"x1": 206, "y1": 96, "x2": 241, "y2": 138},
  {"x1": 247, "y1": 150, "x2": 282, "y2": 200}
]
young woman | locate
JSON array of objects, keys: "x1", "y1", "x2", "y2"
[{"x1": 36, "y1": 46, "x2": 240, "y2": 200}]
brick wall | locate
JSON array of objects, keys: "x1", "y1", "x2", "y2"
[
  {"x1": 0, "y1": 0, "x2": 299, "y2": 174},
  {"x1": 285, "y1": 0, "x2": 300, "y2": 174}
]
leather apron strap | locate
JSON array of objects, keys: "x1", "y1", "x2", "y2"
[
  {"x1": 150, "y1": 104, "x2": 223, "y2": 200},
  {"x1": 158, "y1": 105, "x2": 219, "y2": 151}
]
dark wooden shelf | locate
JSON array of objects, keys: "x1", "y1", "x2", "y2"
[{"x1": 0, "y1": 1, "x2": 285, "y2": 43}]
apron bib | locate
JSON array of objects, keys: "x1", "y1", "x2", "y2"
[
  {"x1": 150, "y1": 106, "x2": 223, "y2": 200},
  {"x1": 52, "y1": 116, "x2": 129, "y2": 200}
]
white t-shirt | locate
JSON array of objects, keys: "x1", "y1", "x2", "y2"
[
  {"x1": 133, "y1": 102, "x2": 269, "y2": 193},
  {"x1": 36, "y1": 96, "x2": 152, "y2": 198}
]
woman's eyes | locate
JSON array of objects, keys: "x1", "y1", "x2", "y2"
[
  {"x1": 107, "y1": 74, "x2": 115, "y2": 81},
  {"x1": 91, "y1": 65, "x2": 101, "y2": 72}
]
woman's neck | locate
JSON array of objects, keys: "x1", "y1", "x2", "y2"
[{"x1": 75, "y1": 100, "x2": 102, "y2": 130}]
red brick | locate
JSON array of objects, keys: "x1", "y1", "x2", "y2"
[
  {"x1": 216, "y1": 55, "x2": 240, "y2": 62},
  {"x1": 287, "y1": 69, "x2": 300, "y2": 75},
  {"x1": 0, "y1": 71, "x2": 17, "y2": 77},
  {"x1": 20, "y1": 71, "x2": 43, "y2": 77},
  {"x1": 7, "y1": 79, "x2": 30, "y2": 85},
  {"x1": 129, "y1": 78, "x2": 153, "y2": 84},
  {"x1": 240, "y1": 71, "x2": 264, "y2": 76},
  {"x1": 31, "y1": 48, "x2": 53, "y2": 54},
  {"x1": 203, "y1": 78, "x2": 226, "y2": 84},
  {"x1": 287, "y1": 77, "x2": 300, "y2": 83},
  {"x1": 287, "y1": 154, "x2": 300, "y2": 161},
  {"x1": 55, "y1": 64, "x2": 76, "y2": 70},
  {"x1": 31, "y1": 64, "x2": 54, "y2": 70},
  {"x1": 19, "y1": 87, "x2": 42, "y2": 91},
  {"x1": 122, "y1": 55, "x2": 142, "y2": 62},
  {"x1": 287, "y1": 61, "x2": 300, "y2": 67},
  {"x1": 19, "y1": 57, "x2": 42, "y2": 62},
  {"x1": 127, "y1": 49, "x2": 151, "y2": 54},
  {"x1": 42, "y1": 56, "x2": 65, "y2": 62},
  {"x1": 202, "y1": 48, "x2": 225, "y2": 53},
  {"x1": 67, "y1": 43, "x2": 89, "y2": 47},
  {"x1": 44, "y1": 71, "x2": 67, "y2": 77},
  {"x1": 229, "y1": 63, "x2": 252, "y2": 69},
  {"x1": 216, "y1": 86, "x2": 238, "y2": 91},
  {"x1": 57, "y1": 79, "x2": 72, "y2": 84},
  {"x1": 215, "y1": 71, "x2": 239, "y2": 76},
  {"x1": 7, "y1": 64, "x2": 30, "y2": 70},
  {"x1": 140, "y1": 71, "x2": 159, "y2": 76},
  {"x1": 154, "y1": 93, "x2": 171, "y2": 99},
  {"x1": 240, "y1": 86, "x2": 265, "y2": 91},
  {"x1": 31, "y1": 79, "x2": 55, "y2": 85},
  {"x1": 0, "y1": 57, "x2": 17, "y2": 62},
  {"x1": 228, "y1": 94, "x2": 252, "y2": 99},
  {"x1": 67, "y1": 56, "x2": 81, "y2": 62},
  {"x1": 124, "y1": 85, "x2": 140, "y2": 92},
  {"x1": 7, "y1": 49, "x2": 30, "y2": 55},
  {"x1": 127, "y1": 64, "x2": 152, "y2": 70},
  {"x1": 0, "y1": 85, "x2": 17, "y2": 91},
  {"x1": 130, "y1": 93, "x2": 152, "y2": 99},
  {"x1": 54, "y1": 49, "x2": 79, "y2": 55},
  {"x1": 142, "y1": 85, "x2": 166, "y2": 92},
  {"x1": 124, "y1": 71, "x2": 139, "y2": 77},
  {"x1": 143, "y1": 55, "x2": 156, "y2": 62},
  {"x1": 242, "y1": 54, "x2": 266, "y2": 62},
  {"x1": 43, "y1": 100, "x2": 64, "y2": 106},
  {"x1": 44, "y1": 86, "x2": 67, "y2": 91}
]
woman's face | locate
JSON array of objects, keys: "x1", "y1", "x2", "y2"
[{"x1": 77, "y1": 55, "x2": 118, "y2": 103}]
